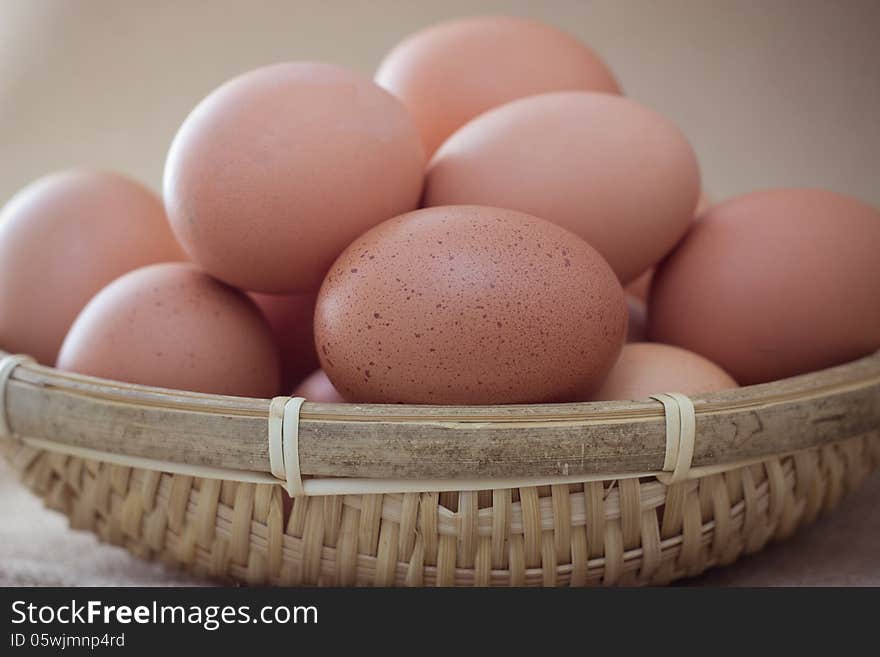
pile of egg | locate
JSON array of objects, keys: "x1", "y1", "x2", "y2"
[{"x1": 1, "y1": 16, "x2": 878, "y2": 406}]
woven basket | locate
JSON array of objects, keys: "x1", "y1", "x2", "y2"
[{"x1": 1, "y1": 348, "x2": 878, "y2": 586}]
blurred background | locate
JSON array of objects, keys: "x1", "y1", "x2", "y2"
[{"x1": 1, "y1": 0, "x2": 878, "y2": 207}]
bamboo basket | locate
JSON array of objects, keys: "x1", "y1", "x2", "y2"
[{"x1": 1, "y1": 347, "x2": 879, "y2": 586}]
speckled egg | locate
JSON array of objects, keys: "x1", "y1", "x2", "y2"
[
  {"x1": 315, "y1": 205, "x2": 627, "y2": 404},
  {"x1": 57, "y1": 263, "x2": 280, "y2": 397}
]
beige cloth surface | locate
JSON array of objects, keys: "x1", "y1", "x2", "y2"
[{"x1": 1, "y1": 457, "x2": 877, "y2": 587}]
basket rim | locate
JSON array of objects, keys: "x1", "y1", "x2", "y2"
[{"x1": 1, "y1": 348, "x2": 879, "y2": 485}]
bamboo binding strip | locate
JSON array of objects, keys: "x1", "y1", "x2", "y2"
[
  {"x1": 649, "y1": 393, "x2": 696, "y2": 484},
  {"x1": 268, "y1": 396, "x2": 306, "y2": 496}
]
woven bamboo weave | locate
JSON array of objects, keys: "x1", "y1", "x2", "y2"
[
  {"x1": 4, "y1": 433, "x2": 878, "y2": 586},
  {"x1": 2, "y1": 349, "x2": 879, "y2": 586}
]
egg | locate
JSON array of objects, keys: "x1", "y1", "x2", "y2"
[
  {"x1": 57, "y1": 263, "x2": 280, "y2": 397},
  {"x1": 424, "y1": 92, "x2": 700, "y2": 283},
  {"x1": 375, "y1": 15, "x2": 620, "y2": 156},
  {"x1": 649, "y1": 189, "x2": 880, "y2": 385},
  {"x1": 315, "y1": 205, "x2": 627, "y2": 404},
  {"x1": 251, "y1": 292, "x2": 319, "y2": 391},
  {"x1": 627, "y1": 296, "x2": 648, "y2": 343},
  {"x1": 164, "y1": 61, "x2": 425, "y2": 293},
  {"x1": 293, "y1": 369, "x2": 346, "y2": 403},
  {"x1": 590, "y1": 343, "x2": 737, "y2": 401},
  {"x1": 0, "y1": 170, "x2": 185, "y2": 365}
]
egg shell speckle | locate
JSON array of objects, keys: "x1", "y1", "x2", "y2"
[{"x1": 315, "y1": 205, "x2": 627, "y2": 404}]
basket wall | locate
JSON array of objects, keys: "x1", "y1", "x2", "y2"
[{"x1": 5, "y1": 431, "x2": 878, "y2": 586}]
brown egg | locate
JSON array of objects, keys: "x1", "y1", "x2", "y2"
[
  {"x1": 649, "y1": 189, "x2": 880, "y2": 385},
  {"x1": 164, "y1": 62, "x2": 425, "y2": 293},
  {"x1": 375, "y1": 16, "x2": 620, "y2": 156},
  {"x1": 0, "y1": 170, "x2": 185, "y2": 365},
  {"x1": 590, "y1": 343, "x2": 737, "y2": 401},
  {"x1": 293, "y1": 369, "x2": 346, "y2": 403},
  {"x1": 251, "y1": 292, "x2": 319, "y2": 391},
  {"x1": 424, "y1": 92, "x2": 700, "y2": 283},
  {"x1": 57, "y1": 263, "x2": 280, "y2": 397},
  {"x1": 626, "y1": 296, "x2": 648, "y2": 343},
  {"x1": 315, "y1": 206, "x2": 627, "y2": 404}
]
